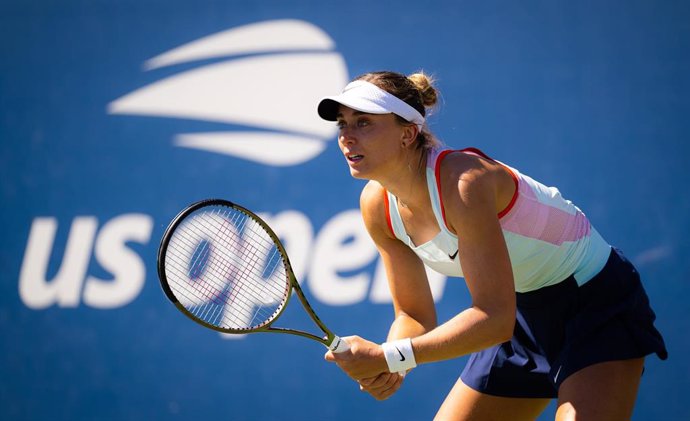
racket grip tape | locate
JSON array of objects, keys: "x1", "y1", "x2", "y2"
[{"x1": 328, "y1": 335, "x2": 350, "y2": 353}]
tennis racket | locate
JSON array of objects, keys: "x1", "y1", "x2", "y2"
[{"x1": 157, "y1": 198, "x2": 350, "y2": 353}]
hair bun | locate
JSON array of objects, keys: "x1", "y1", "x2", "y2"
[{"x1": 408, "y1": 72, "x2": 438, "y2": 108}]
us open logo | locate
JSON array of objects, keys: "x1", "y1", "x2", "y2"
[
  {"x1": 18, "y1": 20, "x2": 448, "y2": 313},
  {"x1": 107, "y1": 19, "x2": 348, "y2": 166}
]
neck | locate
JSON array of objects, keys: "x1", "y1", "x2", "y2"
[{"x1": 378, "y1": 149, "x2": 428, "y2": 211}]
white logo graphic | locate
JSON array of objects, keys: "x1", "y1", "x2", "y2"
[
  {"x1": 107, "y1": 19, "x2": 348, "y2": 166},
  {"x1": 19, "y1": 21, "x2": 451, "y2": 313}
]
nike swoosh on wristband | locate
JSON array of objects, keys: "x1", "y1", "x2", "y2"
[
  {"x1": 448, "y1": 249, "x2": 458, "y2": 260},
  {"x1": 395, "y1": 346, "x2": 406, "y2": 361}
]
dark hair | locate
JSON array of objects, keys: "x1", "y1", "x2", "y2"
[{"x1": 355, "y1": 71, "x2": 441, "y2": 150}]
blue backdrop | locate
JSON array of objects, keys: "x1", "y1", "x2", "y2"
[{"x1": 1, "y1": 1, "x2": 688, "y2": 420}]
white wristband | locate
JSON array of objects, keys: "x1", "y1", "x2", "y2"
[{"x1": 381, "y1": 338, "x2": 417, "y2": 374}]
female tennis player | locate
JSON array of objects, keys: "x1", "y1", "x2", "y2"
[{"x1": 319, "y1": 71, "x2": 667, "y2": 420}]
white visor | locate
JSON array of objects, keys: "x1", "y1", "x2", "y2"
[{"x1": 318, "y1": 80, "x2": 425, "y2": 128}]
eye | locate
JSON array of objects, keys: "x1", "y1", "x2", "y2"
[
  {"x1": 356, "y1": 118, "x2": 370, "y2": 127},
  {"x1": 336, "y1": 120, "x2": 347, "y2": 129}
]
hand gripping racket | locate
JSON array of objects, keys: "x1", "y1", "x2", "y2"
[{"x1": 157, "y1": 199, "x2": 350, "y2": 353}]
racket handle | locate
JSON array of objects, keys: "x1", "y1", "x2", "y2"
[{"x1": 328, "y1": 335, "x2": 350, "y2": 353}]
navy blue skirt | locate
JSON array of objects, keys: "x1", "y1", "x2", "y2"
[{"x1": 460, "y1": 248, "x2": 668, "y2": 398}]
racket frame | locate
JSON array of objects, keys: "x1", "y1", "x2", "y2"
[{"x1": 157, "y1": 198, "x2": 343, "y2": 349}]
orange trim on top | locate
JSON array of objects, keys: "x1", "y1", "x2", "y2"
[
  {"x1": 458, "y1": 147, "x2": 491, "y2": 160},
  {"x1": 498, "y1": 168, "x2": 519, "y2": 219},
  {"x1": 434, "y1": 150, "x2": 455, "y2": 228},
  {"x1": 382, "y1": 189, "x2": 395, "y2": 237},
  {"x1": 439, "y1": 147, "x2": 520, "y2": 220}
]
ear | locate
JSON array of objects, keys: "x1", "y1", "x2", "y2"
[{"x1": 401, "y1": 124, "x2": 418, "y2": 147}]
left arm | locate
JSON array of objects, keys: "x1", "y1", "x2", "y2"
[
  {"x1": 326, "y1": 155, "x2": 516, "y2": 383},
  {"x1": 411, "y1": 157, "x2": 516, "y2": 362}
]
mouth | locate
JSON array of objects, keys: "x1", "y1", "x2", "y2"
[{"x1": 346, "y1": 153, "x2": 364, "y2": 163}]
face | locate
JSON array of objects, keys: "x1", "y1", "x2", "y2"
[{"x1": 336, "y1": 105, "x2": 413, "y2": 180}]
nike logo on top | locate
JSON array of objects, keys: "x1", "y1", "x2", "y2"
[{"x1": 448, "y1": 249, "x2": 458, "y2": 260}]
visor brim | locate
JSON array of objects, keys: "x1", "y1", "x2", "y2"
[{"x1": 317, "y1": 96, "x2": 391, "y2": 121}]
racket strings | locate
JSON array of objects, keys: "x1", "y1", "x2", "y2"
[
  {"x1": 223, "y1": 220, "x2": 290, "y2": 328},
  {"x1": 168, "y1": 211, "x2": 286, "y2": 328},
  {"x1": 196, "y1": 211, "x2": 257, "y2": 325},
  {"x1": 187, "y1": 209, "x2": 287, "y2": 325},
  {"x1": 166, "y1": 209, "x2": 250, "y2": 324},
  {"x1": 165, "y1": 206, "x2": 290, "y2": 330}
]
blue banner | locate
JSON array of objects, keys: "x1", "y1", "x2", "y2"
[{"x1": 2, "y1": 1, "x2": 688, "y2": 419}]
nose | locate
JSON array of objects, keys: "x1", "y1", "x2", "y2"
[{"x1": 338, "y1": 127, "x2": 356, "y2": 145}]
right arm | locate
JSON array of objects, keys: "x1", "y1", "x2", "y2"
[
  {"x1": 356, "y1": 181, "x2": 438, "y2": 399},
  {"x1": 359, "y1": 181, "x2": 438, "y2": 340}
]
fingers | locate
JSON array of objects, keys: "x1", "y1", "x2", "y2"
[
  {"x1": 359, "y1": 373, "x2": 390, "y2": 388},
  {"x1": 323, "y1": 336, "x2": 388, "y2": 381},
  {"x1": 324, "y1": 336, "x2": 405, "y2": 400},
  {"x1": 358, "y1": 372, "x2": 404, "y2": 401},
  {"x1": 360, "y1": 374, "x2": 402, "y2": 400}
]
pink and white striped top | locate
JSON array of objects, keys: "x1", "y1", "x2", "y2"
[{"x1": 384, "y1": 147, "x2": 611, "y2": 292}]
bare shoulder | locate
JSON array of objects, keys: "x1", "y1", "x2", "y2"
[
  {"x1": 439, "y1": 152, "x2": 496, "y2": 202},
  {"x1": 438, "y1": 151, "x2": 512, "y2": 231},
  {"x1": 359, "y1": 180, "x2": 393, "y2": 241},
  {"x1": 360, "y1": 180, "x2": 386, "y2": 208}
]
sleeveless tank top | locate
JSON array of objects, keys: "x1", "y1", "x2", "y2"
[{"x1": 384, "y1": 147, "x2": 611, "y2": 292}]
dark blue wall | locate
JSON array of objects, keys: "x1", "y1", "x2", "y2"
[{"x1": 2, "y1": 1, "x2": 688, "y2": 419}]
